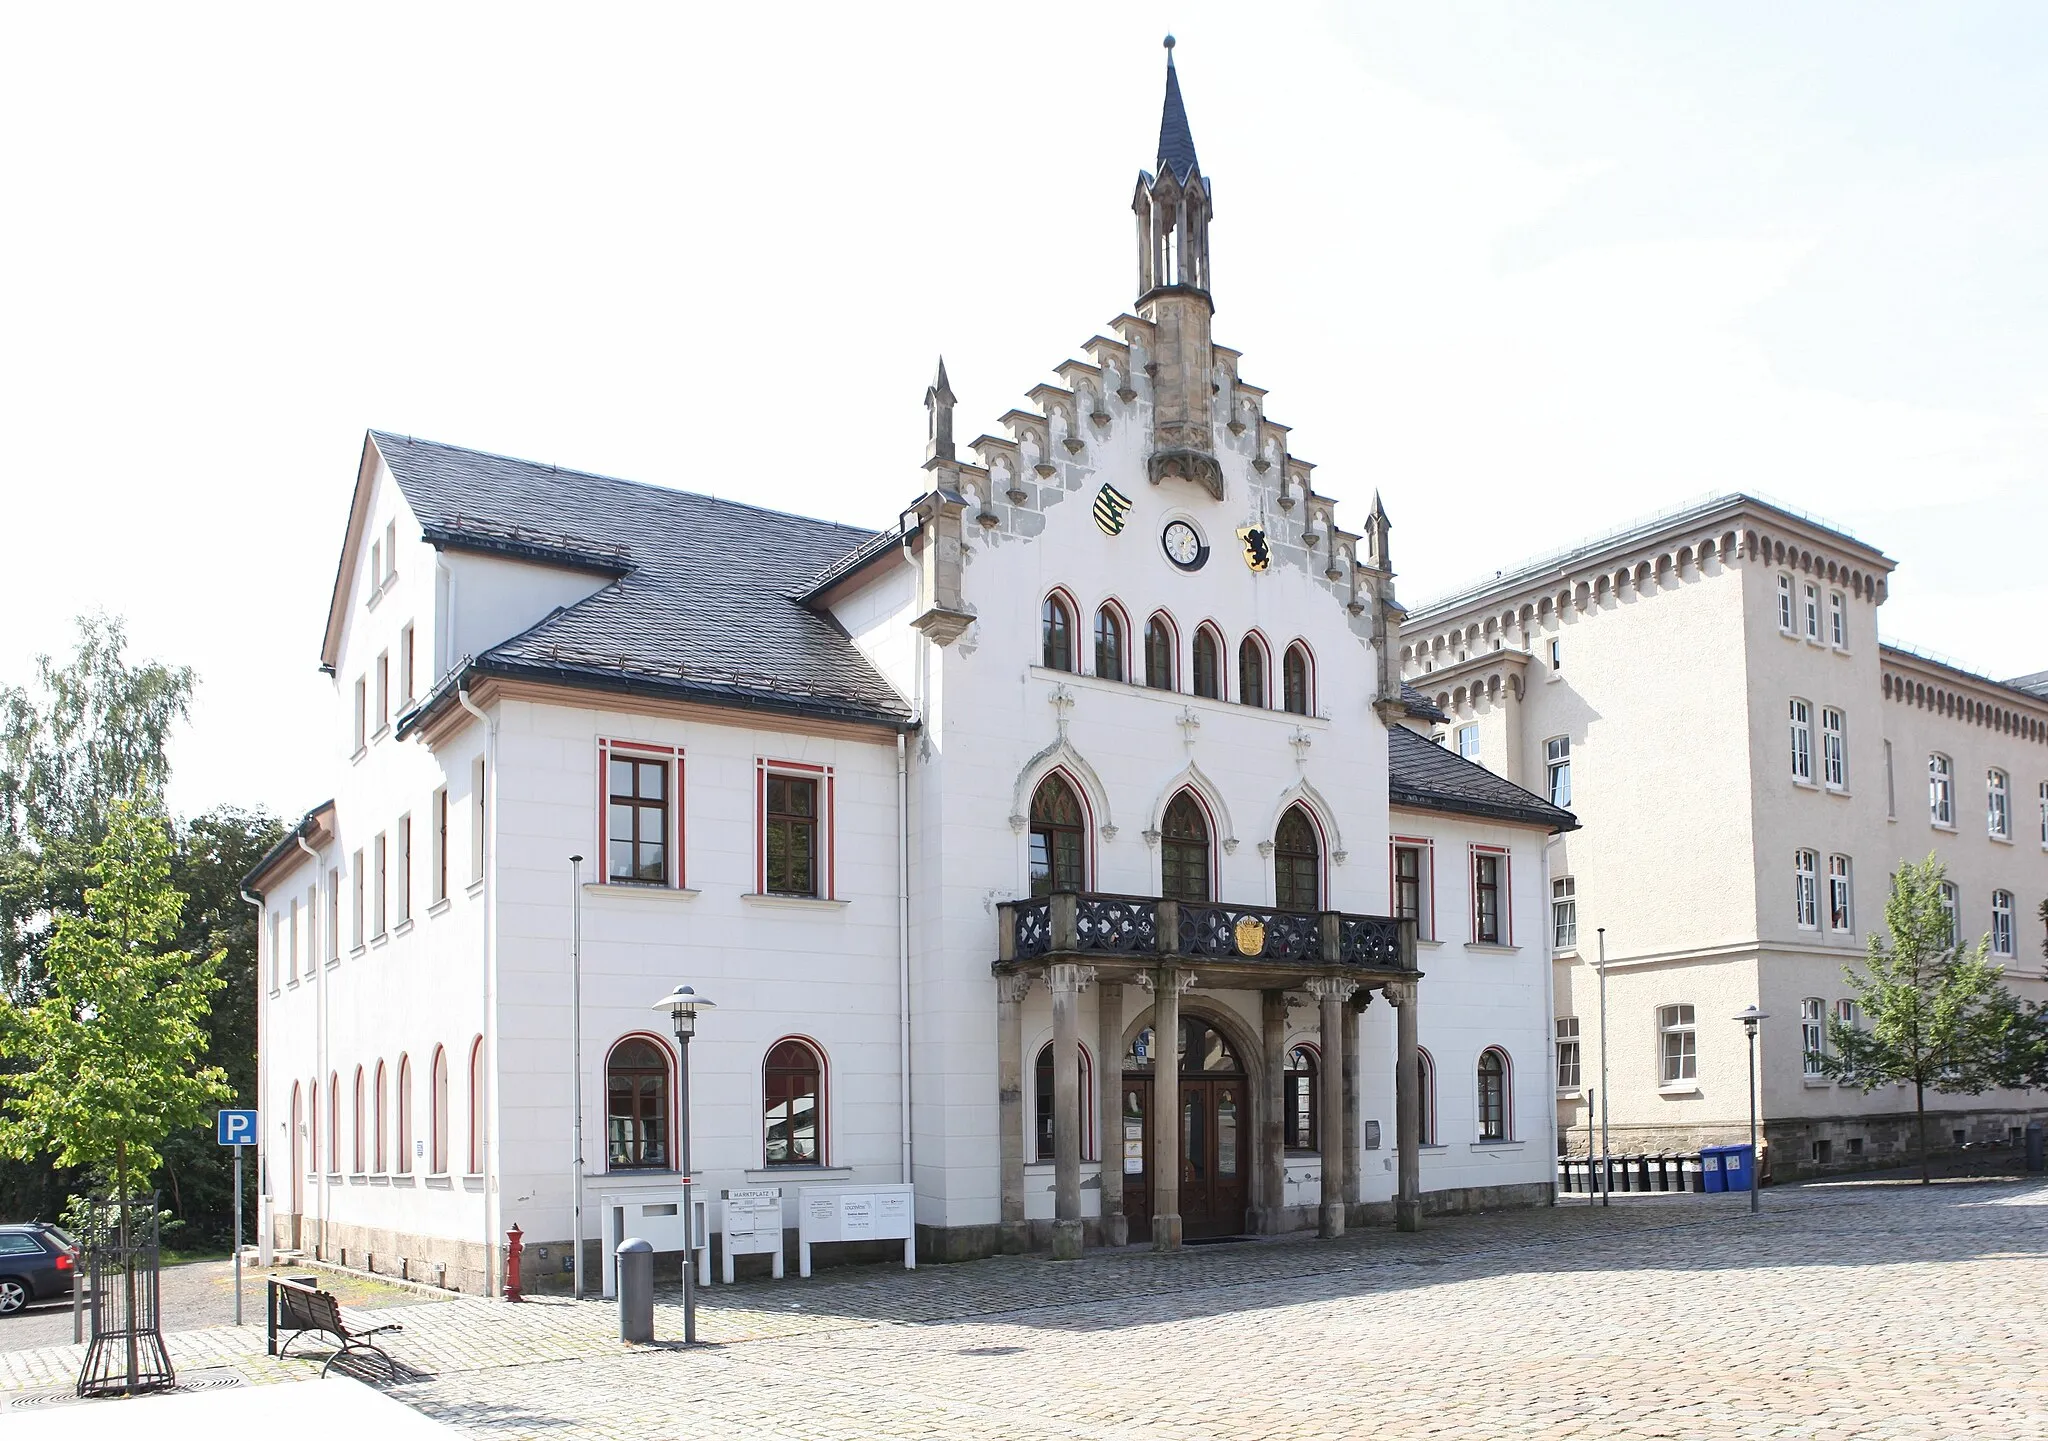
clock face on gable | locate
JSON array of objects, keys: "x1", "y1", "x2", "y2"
[{"x1": 1162, "y1": 519, "x2": 1208, "y2": 571}]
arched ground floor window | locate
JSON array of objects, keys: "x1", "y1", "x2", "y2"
[
  {"x1": 1284, "y1": 1044, "x2": 1318, "y2": 1151},
  {"x1": 1034, "y1": 1042, "x2": 1094, "y2": 1160},
  {"x1": 1477, "y1": 1047, "x2": 1511, "y2": 1141},
  {"x1": 764, "y1": 1038, "x2": 825, "y2": 1166},
  {"x1": 607, "y1": 1035, "x2": 672, "y2": 1170}
]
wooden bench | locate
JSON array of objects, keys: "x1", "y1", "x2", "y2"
[{"x1": 267, "y1": 1276, "x2": 403, "y2": 1379}]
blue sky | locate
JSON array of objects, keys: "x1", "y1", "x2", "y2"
[{"x1": 1, "y1": 3, "x2": 2041, "y2": 815}]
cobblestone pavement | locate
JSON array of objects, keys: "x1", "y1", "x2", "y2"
[{"x1": 6, "y1": 1181, "x2": 2046, "y2": 1439}]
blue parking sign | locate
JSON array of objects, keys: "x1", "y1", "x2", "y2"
[{"x1": 216, "y1": 1109, "x2": 258, "y2": 1147}]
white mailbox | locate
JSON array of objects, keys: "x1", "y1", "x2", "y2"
[
  {"x1": 600, "y1": 1189, "x2": 709, "y2": 1298},
  {"x1": 719, "y1": 1186, "x2": 785, "y2": 1283},
  {"x1": 796, "y1": 1183, "x2": 915, "y2": 1278}
]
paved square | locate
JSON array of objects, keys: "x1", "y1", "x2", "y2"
[{"x1": 7, "y1": 1181, "x2": 2046, "y2": 1439}]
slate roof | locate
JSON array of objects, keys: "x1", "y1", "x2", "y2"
[
  {"x1": 1400, "y1": 683, "x2": 1446, "y2": 723},
  {"x1": 373, "y1": 433, "x2": 913, "y2": 734},
  {"x1": 2007, "y1": 669, "x2": 2048, "y2": 699},
  {"x1": 1156, "y1": 49, "x2": 1201, "y2": 181},
  {"x1": 1387, "y1": 725, "x2": 1576, "y2": 833},
  {"x1": 242, "y1": 800, "x2": 335, "y2": 894}
]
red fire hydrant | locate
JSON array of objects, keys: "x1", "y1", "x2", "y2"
[{"x1": 505, "y1": 1224, "x2": 524, "y2": 1303}]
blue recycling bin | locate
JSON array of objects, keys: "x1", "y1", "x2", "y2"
[
  {"x1": 1700, "y1": 1144, "x2": 1753, "y2": 1192},
  {"x1": 1698, "y1": 1147, "x2": 1727, "y2": 1193}
]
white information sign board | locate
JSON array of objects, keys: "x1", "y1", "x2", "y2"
[
  {"x1": 796, "y1": 1183, "x2": 915, "y2": 1277},
  {"x1": 719, "y1": 1186, "x2": 785, "y2": 1283}
]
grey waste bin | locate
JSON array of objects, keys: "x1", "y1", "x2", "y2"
[
  {"x1": 617, "y1": 1237, "x2": 654, "y2": 1344},
  {"x1": 2027, "y1": 1121, "x2": 2045, "y2": 1173}
]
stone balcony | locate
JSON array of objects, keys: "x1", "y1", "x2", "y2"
[{"x1": 993, "y1": 892, "x2": 1417, "y2": 988}]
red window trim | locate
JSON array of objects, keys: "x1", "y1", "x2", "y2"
[
  {"x1": 755, "y1": 758, "x2": 835, "y2": 899},
  {"x1": 603, "y1": 1031, "x2": 679, "y2": 1173},
  {"x1": 1390, "y1": 835, "x2": 1437, "y2": 940},
  {"x1": 1282, "y1": 639, "x2": 1316, "y2": 715},
  {"x1": 1092, "y1": 598, "x2": 1132, "y2": 683},
  {"x1": 1237, "y1": 628, "x2": 1275, "y2": 709},
  {"x1": 1275, "y1": 801, "x2": 1329, "y2": 911},
  {"x1": 761, "y1": 1034, "x2": 830, "y2": 1167},
  {"x1": 1029, "y1": 766, "x2": 1097, "y2": 892},
  {"x1": 1470, "y1": 844, "x2": 1512, "y2": 946},
  {"x1": 1477, "y1": 1045, "x2": 1515, "y2": 1142},
  {"x1": 467, "y1": 1035, "x2": 486, "y2": 1175},
  {"x1": 1192, "y1": 621, "x2": 1229, "y2": 701},
  {"x1": 596, "y1": 739, "x2": 686, "y2": 889},
  {"x1": 1143, "y1": 610, "x2": 1181, "y2": 691}
]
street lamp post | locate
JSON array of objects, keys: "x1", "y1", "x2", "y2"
[
  {"x1": 1734, "y1": 1006, "x2": 1768, "y2": 1215},
  {"x1": 653, "y1": 984, "x2": 715, "y2": 1344}
]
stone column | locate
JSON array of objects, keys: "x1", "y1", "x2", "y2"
[
  {"x1": 1343, "y1": 997, "x2": 1363, "y2": 1215},
  {"x1": 997, "y1": 973, "x2": 1031, "y2": 1254},
  {"x1": 1258, "y1": 989, "x2": 1288, "y2": 1234},
  {"x1": 1149, "y1": 966, "x2": 1184, "y2": 1251},
  {"x1": 1390, "y1": 979, "x2": 1422, "y2": 1233},
  {"x1": 1049, "y1": 963, "x2": 1094, "y2": 1261},
  {"x1": 1097, "y1": 980, "x2": 1127, "y2": 1248},
  {"x1": 1308, "y1": 977, "x2": 1349, "y2": 1239}
]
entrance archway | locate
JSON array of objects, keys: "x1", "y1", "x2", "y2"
[{"x1": 1121, "y1": 1010, "x2": 1258, "y2": 1239}]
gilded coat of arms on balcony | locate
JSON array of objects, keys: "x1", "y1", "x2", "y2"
[{"x1": 1233, "y1": 915, "x2": 1266, "y2": 956}]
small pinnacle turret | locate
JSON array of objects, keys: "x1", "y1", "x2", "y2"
[
  {"x1": 1133, "y1": 38, "x2": 1220, "y2": 498},
  {"x1": 925, "y1": 356, "x2": 957, "y2": 464}
]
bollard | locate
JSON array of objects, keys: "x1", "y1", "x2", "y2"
[{"x1": 617, "y1": 1238, "x2": 654, "y2": 1344}]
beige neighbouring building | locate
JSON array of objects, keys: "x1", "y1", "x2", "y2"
[{"x1": 1397, "y1": 495, "x2": 2048, "y2": 1181}]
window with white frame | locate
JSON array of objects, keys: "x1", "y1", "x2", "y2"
[
  {"x1": 350, "y1": 849, "x2": 365, "y2": 949},
  {"x1": 1928, "y1": 753, "x2": 1954, "y2": 827},
  {"x1": 375, "y1": 651, "x2": 390, "y2": 735},
  {"x1": 1834, "y1": 998, "x2": 1858, "y2": 1067},
  {"x1": 372, "y1": 832, "x2": 388, "y2": 938},
  {"x1": 396, "y1": 815, "x2": 412, "y2": 925},
  {"x1": 1822, "y1": 708, "x2": 1846, "y2": 790},
  {"x1": 1547, "y1": 637, "x2": 1562, "y2": 672},
  {"x1": 1658, "y1": 1004, "x2": 1697, "y2": 1085},
  {"x1": 352, "y1": 678, "x2": 367, "y2": 755},
  {"x1": 2041, "y1": 781, "x2": 2048, "y2": 845},
  {"x1": 1801, "y1": 998, "x2": 1826, "y2": 1076},
  {"x1": 1803, "y1": 583, "x2": 1820, "y2": 640},
  {"x1": 270, "y1": 911, "x2": 283, "y2": 991},
  {"x1": 1789, "y1": 699, "x2": 1813, "y2": 782},
  {"x1": 1552, "y1": 876, "x2": 1577, "y2": 951},
  {"x1": 1829, "y1": 591, "x2": 1846, "y2": 648},
  {"x1": 1471, "y1": 847, "x2": 1508, "y2": 945},
  {"x1": 326, "y1": 867, "x2": 339, "y2": 961},
  {"x1": 1794, "y1": 849, "x2": 1819, "y2": 929},
  {"x1": 1555, "y1": 1017, "x2": 1581, "y2": 1089},
  {"x1": 1827, "y1": 854, "x2": 1853, "y2": 932},
  {"x1": 383, "y1": 519, "x2": 397, "y2": 583},
  {"x1": 1546, "y1": 736, "x2": 1571, "y2": 808},
  {"x1": 604, "y1": 742, "x2": 680, "y2": 886},
  {"x1": 399, "y1": 623, "x2": 416, "y2": 707},
  {"x1": 1938, "y1": 881, "x2": 1959, "y2": 949},
  {"x1": 1992, "y1": 890, "x2": 2015, "y2": 957},
  {"x1": 1776, "y1": 574, "x2": 1794, "y2": 632},
  {"x1": 1456, "y1": 724, "x2": 1480, "y2": 763},
  {"x1": 470, "y1": 756, "x2": 487, "y2": 885},
  {"x1": 1987, "y1": 769, "x2": 2010, "y2": 839},
  {"x1": 430, "y1": 788, "x2": 448, "y2": 904}
]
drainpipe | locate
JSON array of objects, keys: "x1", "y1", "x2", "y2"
[
  {"x1": 239, "y1": 887, "x2": 272, "y2": 1269},
  {"x1": 1539, "y1": 833, "x2": 1561, "y2": 1196},
  {"x1": 295, "y1": 831, "x2": 323, "y2": 1260},
  {"x1": 896, "y1": 730, "x2": 914, "y2": 1187},
  {"x1": 456, "y1": 687, "x2": 499, "y2": 1296}
]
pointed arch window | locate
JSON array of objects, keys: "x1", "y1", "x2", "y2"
[
  {"x1": 764, "y1": 1039, "x2": 825, "y2": 1166},
  {"x1": 1274, "y1": 805, "x2": 1320, "y2": 911},
  {"x1": 1192, "y1": 627, "x2": 1222, "y2": 700},
  {"x1": 1094, "y1": 606, "x2": 1126, "y2": 682},
  {"x1": 352, "y1": 1065, "x2": 366, "y2": 1173},
  {"x1": 1238, "y1": 637, "x2": 1266, "y2": 707},
  {"x1": 1416, "y1": 1049, "x2": 1436, "y2": 1146},
  {"x1": 606, "y1": 1036, "x2": 671, "y2": 1170},
  {"x1": 1284, "y1": 1044, "x2": 1318, "y2": 1151},
  {"x1": 373, "y1": 1060, "x2": 387, "y2": 1173},
  {"x1": 1033, "y1": 1042, "x2": 1094, "y2": 1161},
  {"x1": 1028, "y1": 774, "x2": 1087, "y2": 897},
  {"x1": 1144, "y1": 616, "x2": 1176, "y2": 690},
  {"x1": 1161, "y1": 791, "x2": 1212, "y2": 903},
  {"x1": 327, "y1": 1071, "x2": 340, "y2": 1173},
  {"x1": 1042, "y1": 593, "x2": 1075, "y2": 672},
  {"x1": 1282, "y1": 644, "x2": 1312, "y2": 715}
]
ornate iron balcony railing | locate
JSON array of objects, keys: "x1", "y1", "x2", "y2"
[{"x1": 998, "y1": 892, "x2": 1413, "y2": 972}]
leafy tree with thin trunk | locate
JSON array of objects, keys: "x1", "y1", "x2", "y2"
[
  {"x1": 1819, "y1": 855, "x2": 2015, "y2": 1184},
  {"x1": 0, "y1": 800, "x2": 230, "y2": 1279}
]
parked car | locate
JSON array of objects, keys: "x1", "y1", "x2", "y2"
[{"x1": 0, "y1": 1222, "x2": 80, "y2": 1316}]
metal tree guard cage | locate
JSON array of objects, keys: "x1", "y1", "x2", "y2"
[{"x1": 77, "y1": 1193, "x2": 175, "y2": 1397}]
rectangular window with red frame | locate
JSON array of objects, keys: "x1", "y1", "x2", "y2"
[
  {"x1": 599, "y1": 741, "x2": 684, "y2": 887},
  {"x1": 757, "y1": 760, "x2": 834, "y2": 899},
  {"x1": 1472, "y1": 846, "x2": 1511, "y2": 945}
]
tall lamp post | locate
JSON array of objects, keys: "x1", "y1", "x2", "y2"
[
  {"x1": 1734, "y1": 1006, "x2": 1768, "y2": 1214},
  {"x1": 653, "y1": 984, "x2": 714, "y2": 1344}
]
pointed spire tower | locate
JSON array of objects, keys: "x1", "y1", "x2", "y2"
[
  {"x1": 1134, "y1": 37, "x2": 1222, "y2": 498},
  {"x1": 924, "y1": 356, "x2": 957, "y2": 464}
]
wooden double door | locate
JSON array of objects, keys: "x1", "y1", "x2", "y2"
[{"x1": 1120, "y1": 1071, "x2": 1250, "y2": 1240}]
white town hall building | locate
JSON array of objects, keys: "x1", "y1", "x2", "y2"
[{"x1": 244, "y1": 49, "x2": 1574, "y2": 1294}]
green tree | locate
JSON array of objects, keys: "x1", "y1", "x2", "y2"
[
  {"x1": 0, "y1": 800, "x2": 231, "y2": 1218},
  {"x1": 1, "y1": 614, "x2": 194, "y2": 1000},
  {"x1": 1820, "y1": 854, "x2": 2016, "y2": 1183}
]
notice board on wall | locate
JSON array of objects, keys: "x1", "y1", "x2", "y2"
[{"x1": 796, "y1": 1183, "x2": 915, "y2": 1277}]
